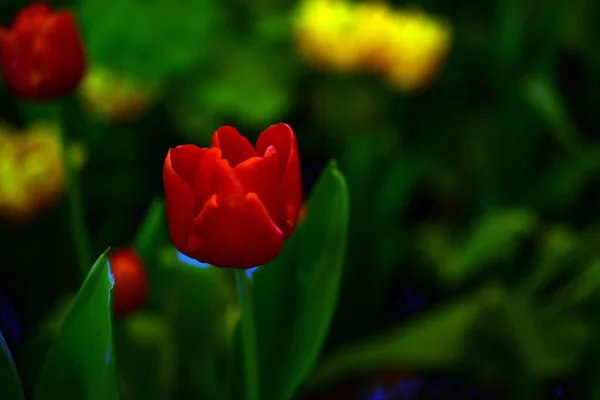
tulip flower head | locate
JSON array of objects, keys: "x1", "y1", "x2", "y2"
[
  {"x1": 163, "y1": 123, "x2": 302, "y2": 269},
  {"x1": 0, "y1": 122, "x2": 85, "y2": 222},
  {"x1": 109, "y1": 247, "x2": 148, "y2": 318},
  {"x1": 0, "y1": 2, "x2": 86, "y2": 101}
]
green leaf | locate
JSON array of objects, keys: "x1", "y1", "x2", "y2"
[
  {"x1": 531, "y1": 147, "x2": 600, "y2": 210},
  {"x1": 558, "y1": 261, "x2": 600, "y2": 310},
  {"x1": 304, "y1": 292, "x2": 490, "y2": 389},
  {"x1": 132, "y1": 198, "x2": 168, "y2": 309},
  {"x1": 33, "y1": 250, "x2": 118, "y2": 400},
  {"x1": 523, "y1": 76, "x2": 583, "y2": 154},
  {"x1": 465, "y1": 291, "x2": 590, "y2": 381},
  {"x1": 0, "y1": 331, "x2": 25, "y2": 400},
  {"x1": 133, "y1": 198, "x2": 166, "y2": 262},
  {"x1": 166, "y1": 253, "x2": 237, "y2": 399},
  {"x1": 442, "y1": 209, "x2": 537, "y2": 285},
  {"x1": 522, "y1": 225, "x2": 577, "y2": 297},
  {"x1": 250, "y1": 161, "x2": 349, "y2": 400},
  {"x1": 113, "y1": 313, "x2": 175, "y2": 400},
  {"x1": 530, "y1": 312, "x2": 590, "y2": 378}
]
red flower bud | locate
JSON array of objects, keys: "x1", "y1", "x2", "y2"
[
  {"x1": 0, "y1": 2, "x2": 86, "y2": 101},
  {"x1": 109, "y1": 248, "x2": 148, "y2": 318},
  {"x1": 163, "y1": 123, "x2": 302, "y2": 269}
]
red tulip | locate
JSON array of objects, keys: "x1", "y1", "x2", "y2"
[
  {"x1": 0, "y1": 2, "x2": 86, "y2": 101},
  {"x1": 163, "y1": 123, "x2": 302, "y2": 269},
  {"x1": 109, "y1": 248, "x2": 148, "y2": 318}
]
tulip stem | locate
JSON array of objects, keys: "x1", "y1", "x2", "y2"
[
  {"x1": 234, "y1": 270, "x2": 260, "y2": 400},
  {"x1": 57, "y1": 101, "x2": 93, "y2": 281}
]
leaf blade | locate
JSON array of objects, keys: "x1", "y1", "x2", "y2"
[{"x1": 33, "y1": 250, "x2": 118, "y2": 400}]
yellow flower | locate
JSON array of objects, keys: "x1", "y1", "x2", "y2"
[
  {"x1": 294, "y1": 0, "x2": 374, "y2": 73},
  {"x1": 352, "y1": 2, "x2": 395, "y2": 62},
  {"x1": 79, "y1": 66, "x2": 162, "y2": 124},
  {"x1": 0, "y1": 122, "x2": 85, "y2": 222},
  {"x1": 376, "y1": 9, "x2": 452, "y2": 92}
]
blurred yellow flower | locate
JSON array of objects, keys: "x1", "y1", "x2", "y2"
[
  {"x1": 0, "y1": 122, "x2": 85, "y2": 222},
  {"x1": 375, "y1": 9, "x2": 452, "y2": 92},
  {"x1": 79, "y1": 66, "x2": 162, "y2": 124},
  {"x1": 294, "y1": 0, "x2": 375, "y2": 73},
  {"x1": 293, "y1": 0, "x2": 451, "y2": 91}
]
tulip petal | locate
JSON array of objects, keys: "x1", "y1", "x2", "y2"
[
  {"x1": 169, "y1": 145, "x2": 206, "y2": 181},
  {"x1": 39, "y1": 12, "x2": 86, "y2": 92},
  {"x1": 12, "y1": 3, "x2": 51, "y2": 30},
  {"x1": 212, "y1": 126, "x2": 257, "y2": 167},
  {"x1": 163, "y1": 148, "x2": 198, "y2": 255},
  {"x1": 256, "y1": 123, "x2": 302, "y2": 237},
  {"x1": 188, "y1": 193, "x2": 283, "y2": 269},
  {"x1": 256, "y1": 123, "x2": 293, "y2": 176},
  {"x1": 191, "y1": 147, "x2": 244, "y2": 214},
  {"x1": 234, "y1": 146, "x2": 285, "y2": 229}
]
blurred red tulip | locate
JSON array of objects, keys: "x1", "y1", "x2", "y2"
[
  {"x1": 163, "y1": 123, "x2": 302, "y2": 269},
  {"x1": 0, "y1": 2, "x2": 86, "y2": 101},
  {"x1": 109, "y1": 248, "x2": 148, "y2": 318}
]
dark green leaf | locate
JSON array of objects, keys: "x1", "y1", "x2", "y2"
[
  {"x1": 132, "y1": 198, "x2": 168, "y2": 307},
  {"x1": 113, "y1": 313, "x2": 174, "y2": 400},
  {"x1": 33, "y1": 250, "x2": 118, "y2": 400},
  {"x1": 304, "y1": 292, "x2": 490, "y2": 389},
  {"x1": 442, "y1": 209, "x2": 537, "y2": 285},
  {"x1": 251, "y1": 161, "x2": 349, "y2": 400},
  {"x1": 466, "y1": 291, "x2": 590, "y2": 381},
  {"x1": 559, "y1": 261, "x2": 600, "y2": 309},
  {"x1": 530, "y1": 312, "x2": 590, "y2": 378},
  {"x1": 522, "y1": 225, "x2": 576, "y2": 296},
  {"x1": 164, "y1": 250, "x2": 237, "y2": 400},
  {"x1": 523, "y1": 76, "x2": 582, "y2": 154},
  {"x1": 133, "y1": 198, "x2": 166, "y2": 262},
  {"x1": 531, "y1": 147, "x2": 600, "y2": 210},
  {"x1": 0, "y1": 331, "x2": 25, "y2": 400}
]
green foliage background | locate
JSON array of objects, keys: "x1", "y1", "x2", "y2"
[{"x1": 1, "y1": 0, "x2": 600, "y2": 398}]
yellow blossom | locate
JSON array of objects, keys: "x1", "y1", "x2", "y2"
[
  {"x1": 79, "y1": 66, "x2": 162, "y2": 123},
  {"x1": 352, "y1": 2, "x2": 395, "y2": 63},
  {"x1": 376, "y1": 9, "x2": 452, "y2": 92},
  {"x1": 294, "y1": 0, "x2": 374, "y2": 73},
  {"x1": 0, "y1": 122, "x2": 85, "y2": 222}
]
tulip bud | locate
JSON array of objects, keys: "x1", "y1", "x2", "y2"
[
  {"x1": 79, "y1": 65, "x2": 162, "y2": 123},
  {"x1": 0, "y1": 2, "x2": 86, "y2": 101},
  {"x1": 109, "y1": 248, "x2": 148, "y2": 318}
]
